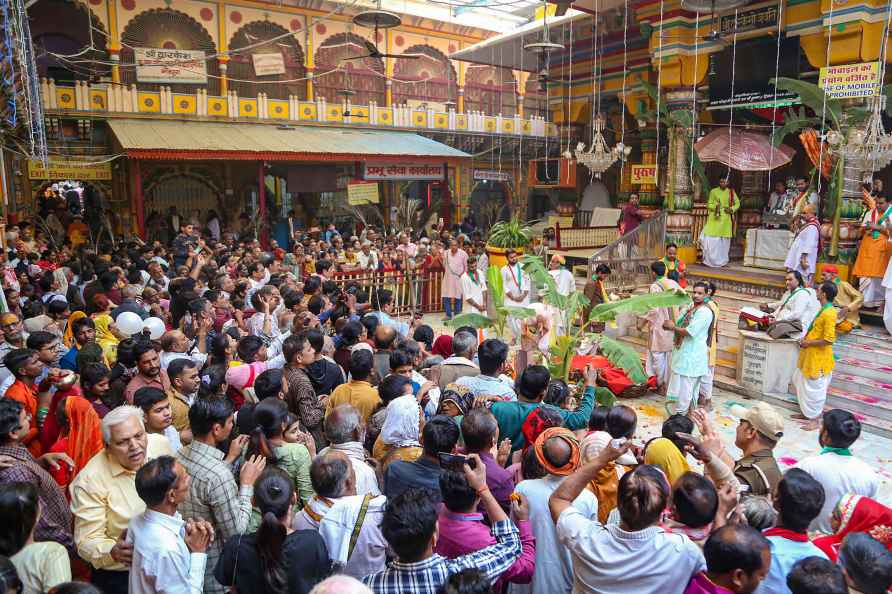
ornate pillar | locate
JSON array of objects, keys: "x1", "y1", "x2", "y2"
[
  {"x1": 107, "y1": 0, "x2": 120, "y2": 83},
  {"x1": 305, "y1": 21, "x2": 314, "y2": 101},
  {"x1": 516, "y1": 93, "x2": 524, "y2": 118},
  {"x1": 218, "y1": 57, "x2": 229, "y2": 95},
  {"x1": 217, "y1": 1, "x2": 228, "y2": 95},
  {"x1": 738, "y1": 171, "x2": 766, "y2": 246},
  {"x1": 664, "y1": 89, "x2": 699, "y2": 259}
]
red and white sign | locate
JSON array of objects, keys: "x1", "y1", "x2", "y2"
[{"x1": 363, "y1": 163, "x2": 446, "y2": 181}]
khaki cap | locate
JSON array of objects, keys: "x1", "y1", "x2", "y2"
[{"x1": 730, "y1": 402, "x2": 784, "y2": 441}]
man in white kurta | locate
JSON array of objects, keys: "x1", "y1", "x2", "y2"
[
  {"x1": 662, "y1": 282, "x2": 714, "y2": 415},
  {"x1": 501, "y1": 249, "x2": 531, "y2": 341},
  {"x1": 642, "y1": 261, "x2": 681, "y2": 394},
  {"x1": 548, "y1": 254, "x2": 576, "y2": 297},
  {"x1": 460, "y1": 254, "x2": 487, "y2": 315},
  {"x1": 784, "y1": 205, "x2": 821, "y2": 284},
  {"x1": 761, "y1": 271, "x2": 820, "y2": 341}
]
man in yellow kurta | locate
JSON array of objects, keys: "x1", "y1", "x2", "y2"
[
  {"x1": 701, "y1": 178, "x2": 740, "y2": 268},
  {"x1": 851, "y1": 192, "x2": 892, "y2": 308},
  {"x1": 792, "y1": 281, "x2": 837, "y2": 431},
  {"x1": 820, "y1": 265, "x2": 863, "y2": 334}
]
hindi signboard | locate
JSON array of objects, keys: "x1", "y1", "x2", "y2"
[
  {"x1": 252, "y1": 52, "x2": 286, "y2": 76},
  {"x1": 630, "y1": 164, "x2": 657, "y2": 185},
  {"x1": 134, "y1": 47, "x2": 208, "y2": 84},
  {"x1": 28, "y1": 158, "x2": 113, "y2": 181},
  {"x1": 348, "y1": 182, "x2": 380, "y2": 205},
  {"x1": 720, "y1": 5, "x2": 779, "y2": 35},
  {"x1": 363, "y1": 163, "x2": 446, "y2": 181},
  {"x1": 819, "y1": 62, "x2": 881, "y2": 99},
  {"x1": 473, "y1": 169, "x2": 512, "y2": 182}
]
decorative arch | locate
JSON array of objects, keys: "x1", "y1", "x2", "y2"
[
  {"x1": 523, "y1": 77, "x2": 547, "y2": 117},
  {"x1": 314, "y1": 32, "x2": 385, "y2": 106},
  {"x1": 120, "y1": 8, "x2": 220, "y2": 95},
  {"x1": 144, "y1": 170, "x2": 221, "y2": 218},
  {"x1": 464, "y1": 65, "x2": 517, "y2": 116},
  {"x1": 392, "y1": 44, "x2": 457, "y2": 107},
  {"x1": 30, "y1": 0, "x2": 109, "y2": 82},
  {"x1": 228, "y1": 20, "x2": 306, "y2": 100}
]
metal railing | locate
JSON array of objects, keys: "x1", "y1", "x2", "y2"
[
  {"x1": 329, "y1": 269, "x2": 444, "y2": 315},
  {"x1": 589, "y1": 211, "x2": 667, "y2": 292}
]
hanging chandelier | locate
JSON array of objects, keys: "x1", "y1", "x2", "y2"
[
  {"x1": 828, "y1": 95, "x2": 892, "y2": 172},
  {"x1": 575, "y1": 114, "x2": 630, "y2": 178}
]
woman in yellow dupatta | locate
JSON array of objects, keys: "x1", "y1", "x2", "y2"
[
  {"x1": 644, "y1": 437, "x2": 690, "y2": 486},
  {"x1": 62, "y1": 310, "x2": 87, "y2": 349},
  {"x1": 92, "y1": 314, "x2": 120, "y2": 365}
]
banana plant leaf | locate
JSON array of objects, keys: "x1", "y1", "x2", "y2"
[
  {"x1": 548, "y1": 334, "x2": 576, "y2": 382},
  {"x1": 886, "y1": 85, "x2": 892, "y2": 117},
  {"x1": 521, "y1": 256, "x2": 564, "y2": 310},
  {"x1": 771, "y1": 107, "x2": 820, "y2": 147},
  {"x1": 503, "y1": 306, "x2": 538, "y2": 319},
  {"x1": 588, "y1": 289, "x2": 691, "y2": 322},
  {"x1": 487, "y1": 265, "x2": 504, "y2": 309},
  {"x1": 445, "y1": 313, "x2": 492, "y2": 329},
  {"x1": 770, "y1": 77, "x2": 841, "y2": 129},
  {"x1": 596, "y1": 334, "x2": 648, "y2": 384}
]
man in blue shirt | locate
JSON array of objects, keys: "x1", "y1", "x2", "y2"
[
  {"x1": 383, "y1": 415, "x2": 458, "y2": 502},
  {"x1": 663, "y1": 281, "x2": 714, "y2": 415},
  {"x1": 756, "y1": 468, "x2": 828, "y2": 594},
  {"x1": 457, "y1": 339, "x2": 516, "y2": 401},
  {"x1": 60, "y1": 316, "x2": 95, "y2": 372}
]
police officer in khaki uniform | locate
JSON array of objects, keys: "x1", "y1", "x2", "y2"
[{"x1": 730, "y1": 402, "x2": 784, "y2": 497}]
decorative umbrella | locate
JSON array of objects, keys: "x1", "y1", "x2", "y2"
[{"x1": 694, "y1": 128, "x2": 796, "y2": 171}]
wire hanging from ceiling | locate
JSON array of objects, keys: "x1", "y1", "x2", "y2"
[
  {"x1": 815, "y1": 0, "x2": 834, "y2": 194},
  {"x1": 654, "y1": 0, "x2": 665, "y2": 191},
  {"x1": 766, "y1": 0, "x2": 785, "y2": 189},
  {"x1": 688, "y1": 9, "x2": 699, "y2": 188},
  {"x1": 726, "y1": 8, "x2": 739, "y2": 180},
  {"x1": 619, "y1": 0, "x2": 629, "y2": 183}
]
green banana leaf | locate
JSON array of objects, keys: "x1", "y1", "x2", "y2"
[
  {"x1": 597, "y1": 334, "x2": 648, "y2": 384},
  {"x1": 588, "y1": 289, "x2": 691, "y2": 322},
  {"x1": 445, "y1": 313, "x2": 492, "y2": 329},
  {"x1": 885, "y1": 85, "x2": 892, "y2": 117},
  {"x1": 770, "y1": 77, "x2": 841, "y2": 129},
  {"x1": 548, "y1": 334, "x2": 576, "y2": 382},
  {"x1": 521, "y1": 255, "x2": 564, "y2": 309},
  {"x1": 503, "y1": 306, "x2": 538, "y2": 320},
  {"x1": 487, "y1": 265, "x2": 504, "y2": 309},
  {"x1": 770, "y1": 107, "x2": 820, "y2": 147}
]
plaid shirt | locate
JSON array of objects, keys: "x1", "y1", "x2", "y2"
[
  {"x1": 0, "y1": 444, "x2": 74, "y2": 553},
  {"x1": 363, "y1": 519, "x2": 521, "y2": 594},
  {"x1": 283, "y1": 364, "x2": 327, "y2": 450},
  {"x1": 177, "y1": 440, "x2": 253, "y2": 594}
]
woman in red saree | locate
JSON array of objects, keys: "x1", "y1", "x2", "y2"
[
  {"x1": 48, "y1": 395, "x2": 104, "y2": 492},
  {"x1": 813, "y1": 493, "x2": 892, "y2": 561}
]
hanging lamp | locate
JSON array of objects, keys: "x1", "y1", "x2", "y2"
[{"x1": 575, "y1": 114, "x2": 630, "y2": 178}]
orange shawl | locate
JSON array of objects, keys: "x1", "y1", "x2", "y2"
[{"x1": 65, "y1": 396, "x2": 104, "y2": 474}]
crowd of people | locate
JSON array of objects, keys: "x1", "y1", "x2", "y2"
[{"x1": 0, "y1": 211, "x2": 888, "y2": 594}]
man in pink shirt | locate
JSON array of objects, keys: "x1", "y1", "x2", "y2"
[
  {"x1": 685, "y1": 524, "x2": 771, "y2": 594},
  {"x1": 124, "y1": 342, "x2": 171, "y2": 404},
  {"x1": 435, "y1": 469, "x2": 535, "y2": 594}
]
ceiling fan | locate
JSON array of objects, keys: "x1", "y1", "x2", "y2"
[
  {"x1": 657, "y1": 0, "x2": 752, "y2": 46},
  {"x1": 344, "y1": 3, "x2": 424, "y2": 62}
]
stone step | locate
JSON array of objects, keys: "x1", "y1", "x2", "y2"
[
  {"x1": 838, "y1": 327, "x2": 892, "y2": 348},
  {"x1": 829, "y1": 373, "x2": 892, "y2": 411},
  {"x1": 834, "y1": 357, "x2": 892, "y2": 384},
  {"x1": 713, "y1": 376, "x2": 892, "y2": 440},
  {"x1": 833, "y1": 340, "x2": 892, "y2": 366}
]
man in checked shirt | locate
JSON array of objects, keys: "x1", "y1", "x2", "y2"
[
  {"x1": 177, "y1": 397, "x2": 266, "y2": 594},
  {"x1": 363, "y1": 453, "x2": 522, "y2": 594}
]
